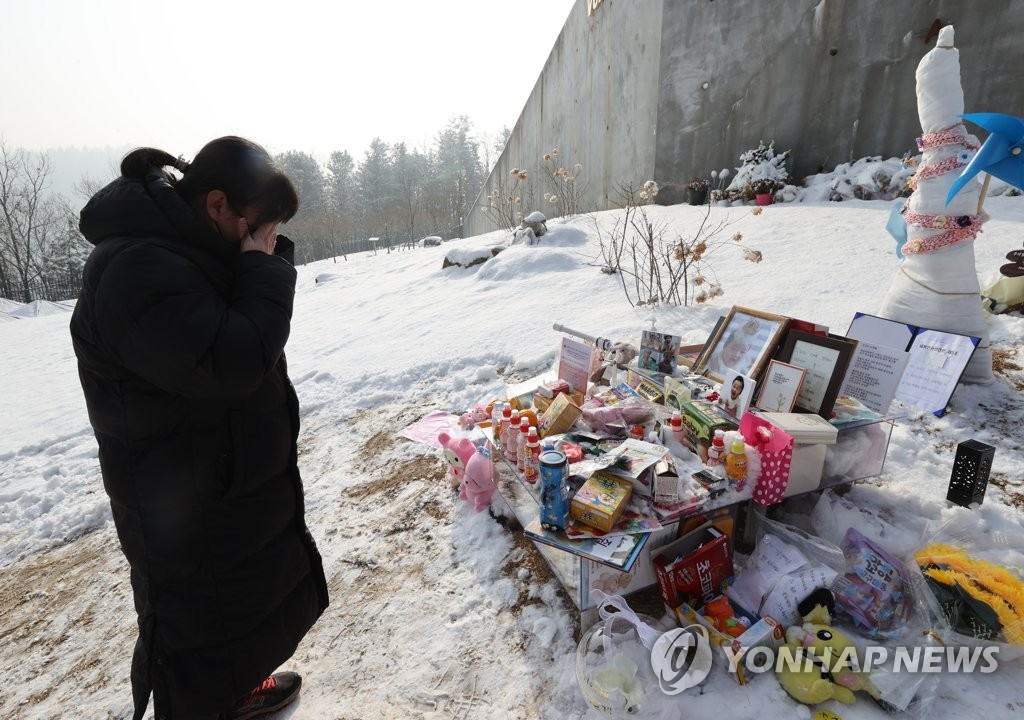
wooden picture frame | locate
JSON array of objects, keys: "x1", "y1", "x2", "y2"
[
  {"x1": 776, "y1": 331, "x2": 858, "y2": 418},
  {"x1": 692, "y1": 306, "x2": 789, "y2": 384},
  {"x1": 754, "y1": 359, "x2": 807, "y2": 413}
]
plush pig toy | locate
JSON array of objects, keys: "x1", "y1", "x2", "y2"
[
  {"x1": 460, "y1": 446, "x2": 498, "y2": 512},
  {"x1": 437, "y1": 431, "x2": 475, "y2": 489}
]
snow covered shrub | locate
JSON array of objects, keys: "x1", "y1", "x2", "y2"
[
  {"x1": 801, "y1": 156, "x2": 914, "y2": 203},
  {"x1": 726, "y1": 140, "x2": 791, "y2": 199},
  {"x1": 593, "y1": 181, "x2": 764, "y2": 307}
]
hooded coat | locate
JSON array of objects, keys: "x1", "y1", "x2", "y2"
[{"x1": 69, "y1": 169, "x2": 328, "y2": 719}]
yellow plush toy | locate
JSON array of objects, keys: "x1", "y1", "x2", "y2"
[{"x1": 776, "y1": 589, "x2": 880, "y2": 706}]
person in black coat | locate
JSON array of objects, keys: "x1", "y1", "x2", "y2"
[{"x1": 69, "y1": 137, "x2": 329, "y2": 720}]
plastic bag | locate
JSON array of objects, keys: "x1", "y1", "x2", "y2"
[
  {"x1": 579, "y1": 395, "x2": 658, "y2": 435},
  {"x1": 832, "y1": 527, "x2": 913, "y2": 639},
  {"x1": 576, "y1": 591, "x2": 706, "y2": 716},
  {"x1": 913, "y1": 513, "x2": 1024, "y2": 659},
  {"x1": 726, "y1": 510, "x2": 846, "y2": 627}
]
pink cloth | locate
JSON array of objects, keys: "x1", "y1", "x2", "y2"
[{"x1": 399, "y1": 410, "x2": 462, "y2": 449}]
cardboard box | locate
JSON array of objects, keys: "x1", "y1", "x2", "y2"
[
  {"x1": 570, "y1": 471, "x2": 633, "y2": 532},
  {"x1": 650, "y1": 521, "x2": 732, "y2": 608},
  {"x1": 625, "y1": 369, "x2": 664, "y2": 404},
  {"x1": 678, "y1": 400, "x2": 737, "y2": 463},
  {"x1": 785, "y1": 442, "x2": 828, "y2": 496},
  {"x1": 675, "y1": 598, "x2": 784, "y2": 685},
  {"x1": 747, "y1": 410, "x2": 832, "y2": 497},
  {"x1": 538, "y1": 392, "x2": 582, "y2": 438}
]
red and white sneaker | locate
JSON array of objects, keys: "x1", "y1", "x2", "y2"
[{"x1": 224, "y1": 672, "x2": 302, "y2": 720}]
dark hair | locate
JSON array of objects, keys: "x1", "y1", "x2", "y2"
[
  {"x1": 120, "y1": 136, "x2": 299, "y2": 225},
  {"x1": 732, "y1": 376, "x2": 745, "y2": 389}
]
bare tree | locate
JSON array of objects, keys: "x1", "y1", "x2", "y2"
[{"x1": 0, "y1": 140, "x2": 71, "y2": 301}]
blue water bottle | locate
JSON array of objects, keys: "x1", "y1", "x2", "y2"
[{"x1": 539, "y1": 449, "x2": 570, "y2": 531}]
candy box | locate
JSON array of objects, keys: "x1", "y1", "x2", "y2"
[
  {"x1": 651, "y1": 521, "x2": 732, "y2": 609},
  {"x1": 570, "y1": 471, "x2": 633, "y2": 532}
]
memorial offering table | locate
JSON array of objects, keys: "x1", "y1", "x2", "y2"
[{"x1": 488, "y1": 413, "x2": 897, "y2": 627}]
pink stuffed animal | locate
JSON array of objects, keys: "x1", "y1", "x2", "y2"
[
  {"x1": 437, "y1": 431, "x2": 476, "y2": 489},
  {"x1": 458, "y1": 404, "x2": 490, "y2": 429},
  {"x1": 460, "y1": 446, "x2": 498, "y2": 512}
]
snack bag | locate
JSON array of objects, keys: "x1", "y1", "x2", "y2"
[{"x1": 832, "y1": 527, "x2": 912, "y2": 638}]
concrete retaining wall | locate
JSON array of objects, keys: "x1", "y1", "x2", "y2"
[{"x1": 465, "y1": 0, "x2": 1024, "y2": 236}]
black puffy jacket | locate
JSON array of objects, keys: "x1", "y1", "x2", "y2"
[{"x1": 69, "y1": 169, "x2": 328, "y2": 719}]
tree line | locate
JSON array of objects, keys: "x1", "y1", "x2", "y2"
[{"x1": 0, "y1": 116, "x2": 505, "y2": 302}]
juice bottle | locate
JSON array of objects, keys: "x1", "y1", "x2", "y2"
[
  {"x1": 707, "y1": 429, "x2": 725, "y2": 467},
  {"x1": 725, "y1": 439, "x2": 748, "y2": 490},
  {"x1": 523, "y1": 427, "x2": 541, "y2": 484},
  {"x1": 504, "y1": 409, "x2": 521, "y2": 458},
  {"x1": 516, "y1": 417, "x2": 530, "y2": 471},
  {"x1": 497, "y1": 404, "x2": 512, "y2": 457}
]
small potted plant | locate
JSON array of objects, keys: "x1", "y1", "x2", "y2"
[
  {"x1": 750, "y1": 178, "x2": 777, "y2": 206},
  {"x1": 687, "y1": 177, "x2": 710, "y2": 205}
]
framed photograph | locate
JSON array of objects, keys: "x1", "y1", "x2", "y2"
[
  {"x1": 639, "y1": 330, "x2": 681, "y2": 375},
  {"x1": 776, "y1": 331, "x2": 858, "y2": 418},
  {"x1": 691, "y1": 315, "x2": 725, "y2": 372},
  {"x1": 754, "y1": 359, "x2": 807, "y2": 413},
  {"x1": 692, "y1": 306, "x2": 789, "y2": 383},
  {"x1": 719, "y1": 370, "x2": 755, "y2": 419}
]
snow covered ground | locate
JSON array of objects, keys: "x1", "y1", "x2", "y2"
[{"x1": 1, "y1": 197, "x2": 1022, "y2": 719}]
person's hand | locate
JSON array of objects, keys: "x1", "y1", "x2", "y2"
[{"x1": 239, "y1": 218, "x2": 279, "y2": 255}]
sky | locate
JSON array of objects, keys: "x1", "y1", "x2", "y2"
[
  {"x1": 2, "y1": 181, "x2": 1024, "y2": 717},
  {"x1": 0, "y1": 0, "x2": 576, "y2": 161}
]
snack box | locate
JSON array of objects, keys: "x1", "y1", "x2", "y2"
[
  {"x1": 569, "y1": 471, "x2": 633, "y2": 532},
  {"x1": 650, "y1": 521, "x2": 732, "y2": 609},
  {"x1": 625, "y1": 369, "x2": 664, "y2": 404},
  {"x1": 675, "y1": 597, "x2": 784, "y2": 685},
  {"x1": 538, "y1": 391, "x2": 583, "y2": 438},
  {"x1": 679, "y1": 400, "x2": 737, "y2": 463}
]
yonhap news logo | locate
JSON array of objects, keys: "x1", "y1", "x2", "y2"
[
  {"x1": 649, "y1": 625, "x2": 713, "y2": 694},
  {"x1": 721, "y1": 643, "x2": 1000, "y2": 676}
]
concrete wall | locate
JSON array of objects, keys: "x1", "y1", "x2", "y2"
[
  {"x1": 654, "y1": 0, "x2": 1024, "y2": 185},
  {"x1": 465, "y1": 0, "x2": 1024, "y2": 236},
  {"x1": 465, "y1": 0, "x2": 664, "y2": 237}
]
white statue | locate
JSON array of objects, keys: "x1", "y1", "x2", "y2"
[{"x1": 878, "y1": 26, "x2": 993, "y2": 384}]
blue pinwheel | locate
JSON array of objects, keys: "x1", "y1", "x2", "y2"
[{"x1": 946, "y1": 112, "x2": 1024, "y2": 205}]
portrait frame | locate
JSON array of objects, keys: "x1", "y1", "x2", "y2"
[
  {"x1": 692, "y1": 306, "x2": 789, "y2": 384},
  {"x1": 754, "y1": 359, "x2": 807, "y2": 413},
  {"x1": 776, "y1": 331, "x2": 858, "y2": 418},
  {"x1": 720, "y1": 369, "x2": 756, "y2": 419}
]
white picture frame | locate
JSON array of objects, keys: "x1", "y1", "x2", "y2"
[{"x1": 754, "y1": 359, "x2": 807, "y2": 413}]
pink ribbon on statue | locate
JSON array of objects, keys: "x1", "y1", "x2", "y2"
[
  {"x1": 900, "y1": 205, "x2": 990, "y2": 255},
  {"x1": 916, "y1": 126, "x2": 980, "y2": 152},
  {"x1": 912, "y1": 155, "x2": 969, "y2": 182}
]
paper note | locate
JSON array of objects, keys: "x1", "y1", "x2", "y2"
[
  {"x1": 760, "y1": 564, "x2": 839, "y2": 625},
  {"x1": 895, "y1": 329, "x2": 979, "y2": 417},
  {"x1": 838, "y1": 341, "x2": 910, "y2": 413},
  {"x1": 726, "y1": 534, "x2": 808, "y2": 612},
  {"x1": 790, "y1": 340, "x2": 841, "y2": 411},
  {"x1": 558, "y1": 337, "x2": 595, "y2": 393}
]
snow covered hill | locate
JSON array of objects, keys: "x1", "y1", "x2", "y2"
[{"x1": 1, "y1": 198, "x2": 1022, "y2": 719}]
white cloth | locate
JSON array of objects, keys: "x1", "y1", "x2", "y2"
[{"x1": 878, "y1": 26, "x2": 992, "y2": 383}]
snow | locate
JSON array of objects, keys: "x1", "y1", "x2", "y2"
[{"x1": 1, "y1": 197, "x2": 1023, "y2": 719}]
